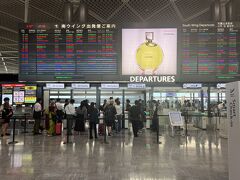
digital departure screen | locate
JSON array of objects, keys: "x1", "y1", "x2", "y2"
[
  {"x1": 181, "y1": 22, "x2": 240, "y2": 82},
  {"x1": 19, "y1": 23, "x2": 118, "y2": 81}
]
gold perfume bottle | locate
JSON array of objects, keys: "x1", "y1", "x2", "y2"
[{"x1": 136, "y1": 32, "x2": 164, "y2": 74}]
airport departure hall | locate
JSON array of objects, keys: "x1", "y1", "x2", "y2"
[{"x1": 2, "y1": 0, "x2": 240, "y2": 179}]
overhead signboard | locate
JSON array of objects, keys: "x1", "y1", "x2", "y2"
[
  {"x1": 217, "y1": 83, "x2": 226, "y2": 89},
  {"x1": 127, "y1": 83, "x2": 146, "y2": 89},
  {"x1": 46, "y1": 83, "x2": 65, "y2": 89},
  {"x1": 71, "y1": 83, "x2": 90, "y2": 89},
  {"x1": 101, "y1": 83, "x2": 119, "y2": 89},
  {"x1": 181, "y1": 22, "x2": 240, "y2": 82},
  {"x1": 19, "y1": 23, "x2": 118, "y2": 81},
  {"x1": 183, "y1": 83, "x2": 202, "y2": 89}
]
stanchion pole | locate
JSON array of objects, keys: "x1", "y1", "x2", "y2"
[
  {"x1": 154, "y1": 110, "x2": 161, "y2": 144},
  {"x1": 23, "y1": 113, "x2": 28, "y2": 133},
  {"x1": 66, "y1": 118, "x2": 69, "y2": 144},
  {"x1": 104, "y1": 119, "x2": 108, "y2": 144},
  {"x1": 8, "y1": 117, "x2": 18, "y2": 145},
  {"x1": 185, "y1": 111, "x2": 189, "y2": 137},
  {"x1": 157, "y1": 120, "x2": 161, "y2": 144}
]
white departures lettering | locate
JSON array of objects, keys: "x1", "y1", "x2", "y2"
[{"x1": 130, "y1": 76, "x2": 175, "y2": 83}]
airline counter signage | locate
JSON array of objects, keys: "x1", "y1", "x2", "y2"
[
  {"x1": 25, "y1": 85, "x2": 37, "y2": 103},
  {"x1": 46, "y1": 83, "x2": 65, "y2": 89},
  {"x1": 129, "y1": 76, "x2": 175, "y2": 83},
  {"x1": 71, "y1": 83, "x2": 90, "y2": 89},
  {"x1": 25, "y1": 97, "x2": 37, "y2": 103},
  {"x1": 127, "y1": 83, "x2": 146, "y2": 89},
  {"x1": 101, "y1": 83, "x2": 119, "y2": 89},
  {"x1": 25, "y1": 86, "x2": 37, "y2": 90},
  {"x1": 217, "y1": 83, "x2": 226, "y2": 89},
  {"x1": 2, "y1": 84, "x2": 25, "y2": 87},
  {"x1": 183, "y1": 83, "x2": 202, "y2": 89}
]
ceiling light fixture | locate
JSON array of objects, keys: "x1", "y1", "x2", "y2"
[{"x1": 1, "y1": 57, "x2": 8, "y2": 72}]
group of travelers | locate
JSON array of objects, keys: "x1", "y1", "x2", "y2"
[
  {"x1": 32, "y1": 98, "x2": 99, "y2": 139},
  {"x1": 0, "y1": 96, "x2": 146, "y2": 139}
]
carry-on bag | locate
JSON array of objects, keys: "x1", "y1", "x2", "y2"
[{"x1": 55, "y1": 122, "x2": 62, "y2": 135}]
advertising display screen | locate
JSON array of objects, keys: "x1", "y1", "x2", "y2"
[
  {"x1": 1, "y1": 84, "x2": 24, "y2": 105},
  {"x1": 19, "y1": 23, "x2": 118, "y2": 81},
  {"x1": 122, "y1": 28, "x2": 177, "y2": 75},
  {"x1": 181, "y1": 22, "x2": 240, "y2": 82},
  {"x1": 25, "y1": 85, "x2": 37, "y2": 103},
  {"x1": 1, "y1": 84, "x2": 37, "y2": 104},
  {"x1": 13, "y1": 84, "x2": 25, "y2": 104}
]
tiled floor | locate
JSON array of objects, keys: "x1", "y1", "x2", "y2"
[{"x1": 0, "y1": 129, "x2": 228, "y2": 180}]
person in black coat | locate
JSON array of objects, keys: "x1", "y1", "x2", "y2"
[
  {"x1": 129, "y1": 100, "x2": 141, "y2": 137},
  {"x1": 75, "y1": 101, "x2": 87, "y2": 133},
  {"x1": 104, "y1": 100, "x2": 117, "y2": 136},
  {"x1": 88, "y1": 102, "x2": 99, "y2": 139}
]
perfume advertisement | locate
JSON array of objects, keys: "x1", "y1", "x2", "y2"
[{"x1": 122, "y1": 28, "x2": 177, "y2": 75}]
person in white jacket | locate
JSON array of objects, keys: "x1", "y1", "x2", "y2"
[
  {"x1": 114, "y1": 98, "x2": 122, "y2": 133},
  {"x1": 65, "y1": 99, "x2": 75, "y2": 136}
]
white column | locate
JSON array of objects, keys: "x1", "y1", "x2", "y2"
[{"x1": 226, "y1": 81, "x2": 240, "y2": 180}]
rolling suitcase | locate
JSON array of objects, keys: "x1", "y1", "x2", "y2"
[
  {"x1": 98, "y1": 123, "x2": 105, "y2": 136},
  {"x1": 55, "y1": 122, "x2": 62, "y2": 135}
]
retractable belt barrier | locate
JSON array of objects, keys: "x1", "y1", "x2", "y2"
[{"x1": 8, "y1": 114, "x2": 28, "y2": 144}]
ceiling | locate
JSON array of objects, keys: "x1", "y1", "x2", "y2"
[{"x1": 0, "y1": 0, "x2": 228, "y2": 74}]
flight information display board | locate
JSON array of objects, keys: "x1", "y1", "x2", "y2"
[
  {"x1": 19, "y1": 23, "x2": 117, "y2": 81},
  {"x1": 181, "y1": 22, "x2": 240, "y2": 82}
]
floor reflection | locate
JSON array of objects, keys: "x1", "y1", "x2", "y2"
[{"x1": 0, "y1": 130, "x2": 228, "y2": 180}]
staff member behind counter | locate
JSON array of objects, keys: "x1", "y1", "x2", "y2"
[{"x1": 0, "y1": 97, "x2": 13, "y2": 137}]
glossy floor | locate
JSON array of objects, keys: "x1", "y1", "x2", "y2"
[{"x1": 0, "y1": 130, "x2": 228, "y2": 180}]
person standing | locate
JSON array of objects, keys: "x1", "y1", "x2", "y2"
[
  {"x1": 33, "y1": 98, "x2": 43, "y2": 135},
  {"x1": 46, "y1": 102, "x2": 57, "y2": 136},
  {"x1": 129, "y1": 100, "x2": 141, "y2": 137},
  {"x1": 65, "y1": 99, "x2": 75, "y2": 135},
  {"x1": 138, "y1": 99, "x2": 146, "y2": 131},
  {"x1": 100, "y1": 99, "x2": 107, "y2": 112},
  {"x1": 74, "y1": 101, "x2": 87, "y2": 134},
  {"x1": 125, "y1": 99, "x2": 131, "y2": 111},
  {"x1": 55, "y1": 98, "x2": 64, "y2": 123},
  {"x1": 88, "y1": 102, "x2": 99, "y2": 139},
  {"x1": 104, "y1": 99, "x2": 117, "y2": 136},
  {"x1": 0, "y1": 97, "x2": 13, "y2": 137},
  {"x1": 114, "y1": 99, "x2": 122, "y2": 133},
  {"x1": 64, "y1": 99, "x2": 69, "y2": 109}
]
